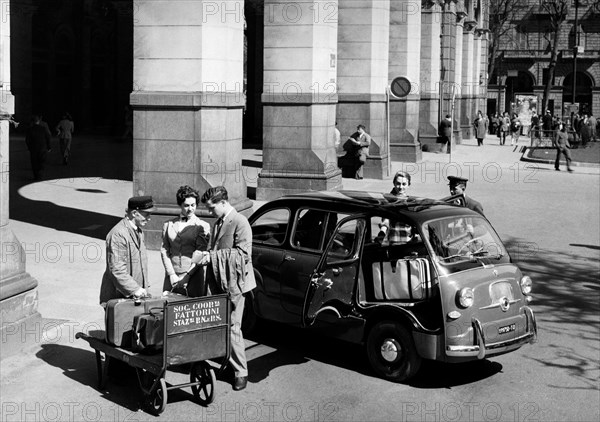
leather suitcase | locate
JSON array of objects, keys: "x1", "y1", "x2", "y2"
[
  {"x1": 105, "y1": 293, "x2": 187, "y2": 347},
  {"x1": 372, "y1": 258, "x2": 431, "y2": 301},
  {"x1": 132, "y1": 310, "x2": 164, "y2": 353}
]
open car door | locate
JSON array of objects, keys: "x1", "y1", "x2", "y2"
[{"x1": 301, "y1": 216, "x2": 367, "y2": 327}]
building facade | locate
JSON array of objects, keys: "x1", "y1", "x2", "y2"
[{"x1": 488, "y1": 0, "x2": 600, "y2": 119}]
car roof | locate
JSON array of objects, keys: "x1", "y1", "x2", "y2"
[{"x1": 254, "y1": 190, "x2": 482, "y2": 223}]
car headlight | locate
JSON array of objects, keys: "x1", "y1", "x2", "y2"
[
  {"x1": 520, "y1": 276, "x2": 533, "y2": 295},
  {"x1": 458, "y1": 287, "x2": 474, "y2": 308}
]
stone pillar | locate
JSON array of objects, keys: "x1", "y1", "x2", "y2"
[
  {"x1": 1, "y1": 7, "x2": 41, "y2": 358},
  {"x1": 388, "y1": 0, "x2": 422, "y2": 163},
  {"x1": 475, "y1": 27, "x2": 488, "y2": 114},
  {"x1": 336, "y1": 0, "x2": 390, "y2": 179},
  {"x1": 460, "y1": 19, "x2": 477, "y2": 140},
  {"x1": 132, "y1": 0, "x2": 250, "y2": 247},
  {"x1": 441, "y1": 0, "x2": 457, "y2": 150},
  {"x1": 452, "y1": 8, "x2": 464, "y2": 144},
  {"x1": 257, "y1": 0, "x2": 341, "y2": 199},
  {"x1": 419, "y1": 0, "x2": 443, "y2": 149},
  {"x1": 9, "y1": 0, "x2": 34, "y2": 124}
]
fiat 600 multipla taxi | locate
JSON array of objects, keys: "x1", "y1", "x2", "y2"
[{"x1": 243, "y1": 191, "x2": 537, "y2": 382}]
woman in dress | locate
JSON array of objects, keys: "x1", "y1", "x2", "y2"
[{"x1": 160, "y1": 185, "x2": 211, "y2": 296}]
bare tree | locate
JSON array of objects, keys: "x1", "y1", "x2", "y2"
[
  {"x1": 487, "y1": 0, "x2": 528, "y2": 84},
  {"x1": 539, "y1": 0, "x2": 570, "y2": 113}
]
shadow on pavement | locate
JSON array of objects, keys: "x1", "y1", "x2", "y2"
[
  {"x1": 504, "y1": 237, "x2": 600, "y2": 391},
  {"x1": 9, "y1": 135, "x2": 131, "y2": 239},
  {"x1": 36, "y1": 344, "x2": 144, "y2": 412}
]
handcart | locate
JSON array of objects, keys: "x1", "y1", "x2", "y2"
[{"x1": 76, "y1": 294, "x2": 230, "y2": 415}]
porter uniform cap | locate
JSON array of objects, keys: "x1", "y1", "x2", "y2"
[
  {"x1": 447, "y1": 176, "x2": 469, "y2": 187},
  {"x1": 128, "y1": 196, "x2": 157, "y2": 212}
]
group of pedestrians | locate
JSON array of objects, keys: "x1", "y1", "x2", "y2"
[
  {"x1": 25, "y1": 112, "x2": 74, "y2": 180},
  {"x1": 337, "y1": 123, "x2": 372, "y2": 180},
  {"x1": 100, "y1": 185, "x2": 255, "y2": 392}
]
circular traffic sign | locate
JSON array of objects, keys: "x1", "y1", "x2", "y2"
[{"x1": 390, "y1": 76, "x2": 412, "y2": 98}]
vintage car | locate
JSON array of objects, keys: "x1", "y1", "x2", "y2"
[{"x1": 244, "y1": 191, "x2": 537, "y2": 382}]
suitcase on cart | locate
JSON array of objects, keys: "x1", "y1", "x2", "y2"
[{"x1": 105, "y1": 294, "x2": 185, "y2": 347}]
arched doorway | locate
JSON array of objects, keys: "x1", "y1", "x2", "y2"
[
  {"x1": 505, "y1": 71, "x2": 535, "y2": 112},
  {"x1": 563, "y1": 71, "x2": 593, "y2": 115}
]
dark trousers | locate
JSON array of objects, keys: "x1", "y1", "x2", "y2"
[
  {"x1": 29, "y1": 149, "x2": 47, "y2": 180},
  {"x1": 555, "y1": 147, "x2": 572, "y2": 171}
]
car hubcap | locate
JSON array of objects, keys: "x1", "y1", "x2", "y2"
[{"x1": 380, "y1": 338, "x2": 400, "y2": 362}]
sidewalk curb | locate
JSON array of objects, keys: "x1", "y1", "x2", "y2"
[{"x1": 520, "y1": 147, "x2": 600, "y2": 168}]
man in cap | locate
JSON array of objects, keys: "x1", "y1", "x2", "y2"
[
  {"x1": 99, "y1": 196, "x2": 156, "y2": 306},
  {"x1": 447, "y1": 176, "x2": 484, "y2": 216}
]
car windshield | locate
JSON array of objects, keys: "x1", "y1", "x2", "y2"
[{"x1": 422, "y1": 216, "x2": 510, "y2": 275}]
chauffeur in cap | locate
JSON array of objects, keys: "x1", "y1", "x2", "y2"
[
  {"x1": 99, "y1": 196, "x2": 157, "y2": 306},
  {"x1": 447, "y1": 176, "x2": 484, "y2": 216}
]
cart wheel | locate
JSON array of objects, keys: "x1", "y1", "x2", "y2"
[
  {"x1": 190, "y1": 362, "x2": 216, "y2": 405},
  {"x1": 149, "y1": 378, "x2": 167, "y2": 415}
]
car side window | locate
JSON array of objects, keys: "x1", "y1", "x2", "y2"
[
  {"x1": 327, "y1": 218, "x2": 359, "y2": 261},
  {"x1": 292, "y1": 209, "x2": 327, "y2": 250},
  {"x1": 251, "y1": 208, "x2": 290, "y2": 246}
]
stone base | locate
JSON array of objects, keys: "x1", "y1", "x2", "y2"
[
  {"x1": 0, "y1": 283, "x2": 41, "y2": 359},
  {"x1": 256, "y1": 169, "x2": 343, "y2": 201},
  {"x1": 390, "y1": 143, "x2": 422, "y2": 163},
  {"x1": 363, "y1": 155, "x2": 391, "y2": 180}
]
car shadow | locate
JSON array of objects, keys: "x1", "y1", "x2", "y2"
[{"x1": 246, "y1": 320, "x2": 502, "y2": 387}]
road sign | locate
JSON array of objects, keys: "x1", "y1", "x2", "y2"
[{"x1": 390, "y1": 76, "x2": 412, "y2": 98}]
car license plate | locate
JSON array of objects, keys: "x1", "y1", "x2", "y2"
[{"x1": 498, "y1": 324, "x2": 516, "y2": 335}]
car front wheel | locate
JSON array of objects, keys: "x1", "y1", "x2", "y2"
[{"x1": 366, "y1": 320, "x2": 422, "y2": 383}]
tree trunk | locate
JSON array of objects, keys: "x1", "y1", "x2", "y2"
[{"x1": 542, "y1": 27, "x2": 561, "y2": 114}]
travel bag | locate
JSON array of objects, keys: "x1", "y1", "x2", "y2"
[{"x1": 104, "y1": 293, "x2": 186, "y2": 347}]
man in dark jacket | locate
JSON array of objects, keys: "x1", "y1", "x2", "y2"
[
  {"x1": 447, "y1": 176, "x2": 484, "y2": 216},
  {"x1": 438, "y1": 114, "x2": 452, "y2": 153},
  {"x1": 25, "y1": 115, "x2": 51, "y2": 180}
]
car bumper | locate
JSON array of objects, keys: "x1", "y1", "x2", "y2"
[{"x1": 446, "y1": 306, "x2": 537, "y2": 359}]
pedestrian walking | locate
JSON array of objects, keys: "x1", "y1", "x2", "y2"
[
  {"x1": 438, "y1": 114, "x2": 452, "y2": 153},
  {"x1": 55, "y1": 112, "x2": 74, "y2": 165},
  {"x1": 99, "y1": 196, "x2": 156, "y2": 305},
  {"x1": 510, "y1": 113, "x2": 521, "y2": 146},
  {"x1": 580, "y1": 115, "x2": 592, "y2": 148},
  {"x1": 25, "y1": 114, "x2": 52, "y2": 180},
  {"x1": 499, "y1": 112, "x2": 510, "y2": 145},
  {"x1": 473, "y1": 110, "x2": 488, "y2": 147},
  {"x1": 160, "y1": 185, "x2": 211, "y2": 297},
  {"x1": 199, "y1": 186, "x2": 256, "y2": 391},
  {"x1": 553, "y1": 123, "x2": 573, "y2": 173}
]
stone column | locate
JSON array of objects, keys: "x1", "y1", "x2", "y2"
[
  {"x1": 475, "y1": 27, "x2": 489, "y2": 114},
  {"x1": 257, "y1": 0, "x2": 341, "y2": 199},
  {"x1": 460, "y1": 19, "x2": 477, "y2": 140},
  {"x1": 441, "y1": 0, "x2": 457, "y2": 150},
  {"x1": 388, "y1": 0, "x2": 422, "y2": 163},
  {"x1": 132, "y1": 0, "x2": 250, "y2": 247},
  {"x1": 452, "y1": 8, "x2": 464, "y2": 144},
  {"x1": 336, "y1": 0, "x2": 390, "y2": 179},
  {"x1": 1, "y1": 6, "x2": 41, "y2": 358},
  {"x1": 419, "y1": 0, "x2": 443, "y2": 150},
  {"x1": 9, "y1": 0, "x2": 34, "y2": 123}
]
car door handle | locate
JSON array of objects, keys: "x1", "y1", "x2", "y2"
[
  {"x1": 332, "y1": 267, "x2": 343, "y2": 276},
  {"x1": 284, "y1": 255, "x2": 295, "y2": 262},
  {"x1": 319, "y1": 279, "x2": 333, "y2": 291}
]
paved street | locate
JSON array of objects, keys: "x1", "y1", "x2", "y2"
[{"x1": 1, "y1": 133, "x2": 599, "y2": 421}]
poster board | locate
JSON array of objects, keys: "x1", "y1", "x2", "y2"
[{"x1": 515, "y1": 94, "x2": 538, "y2": 135}]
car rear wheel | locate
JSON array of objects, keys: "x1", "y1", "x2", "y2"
[{"x1": 366, "y1": 320, "x2": 421, "y2": 383}]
